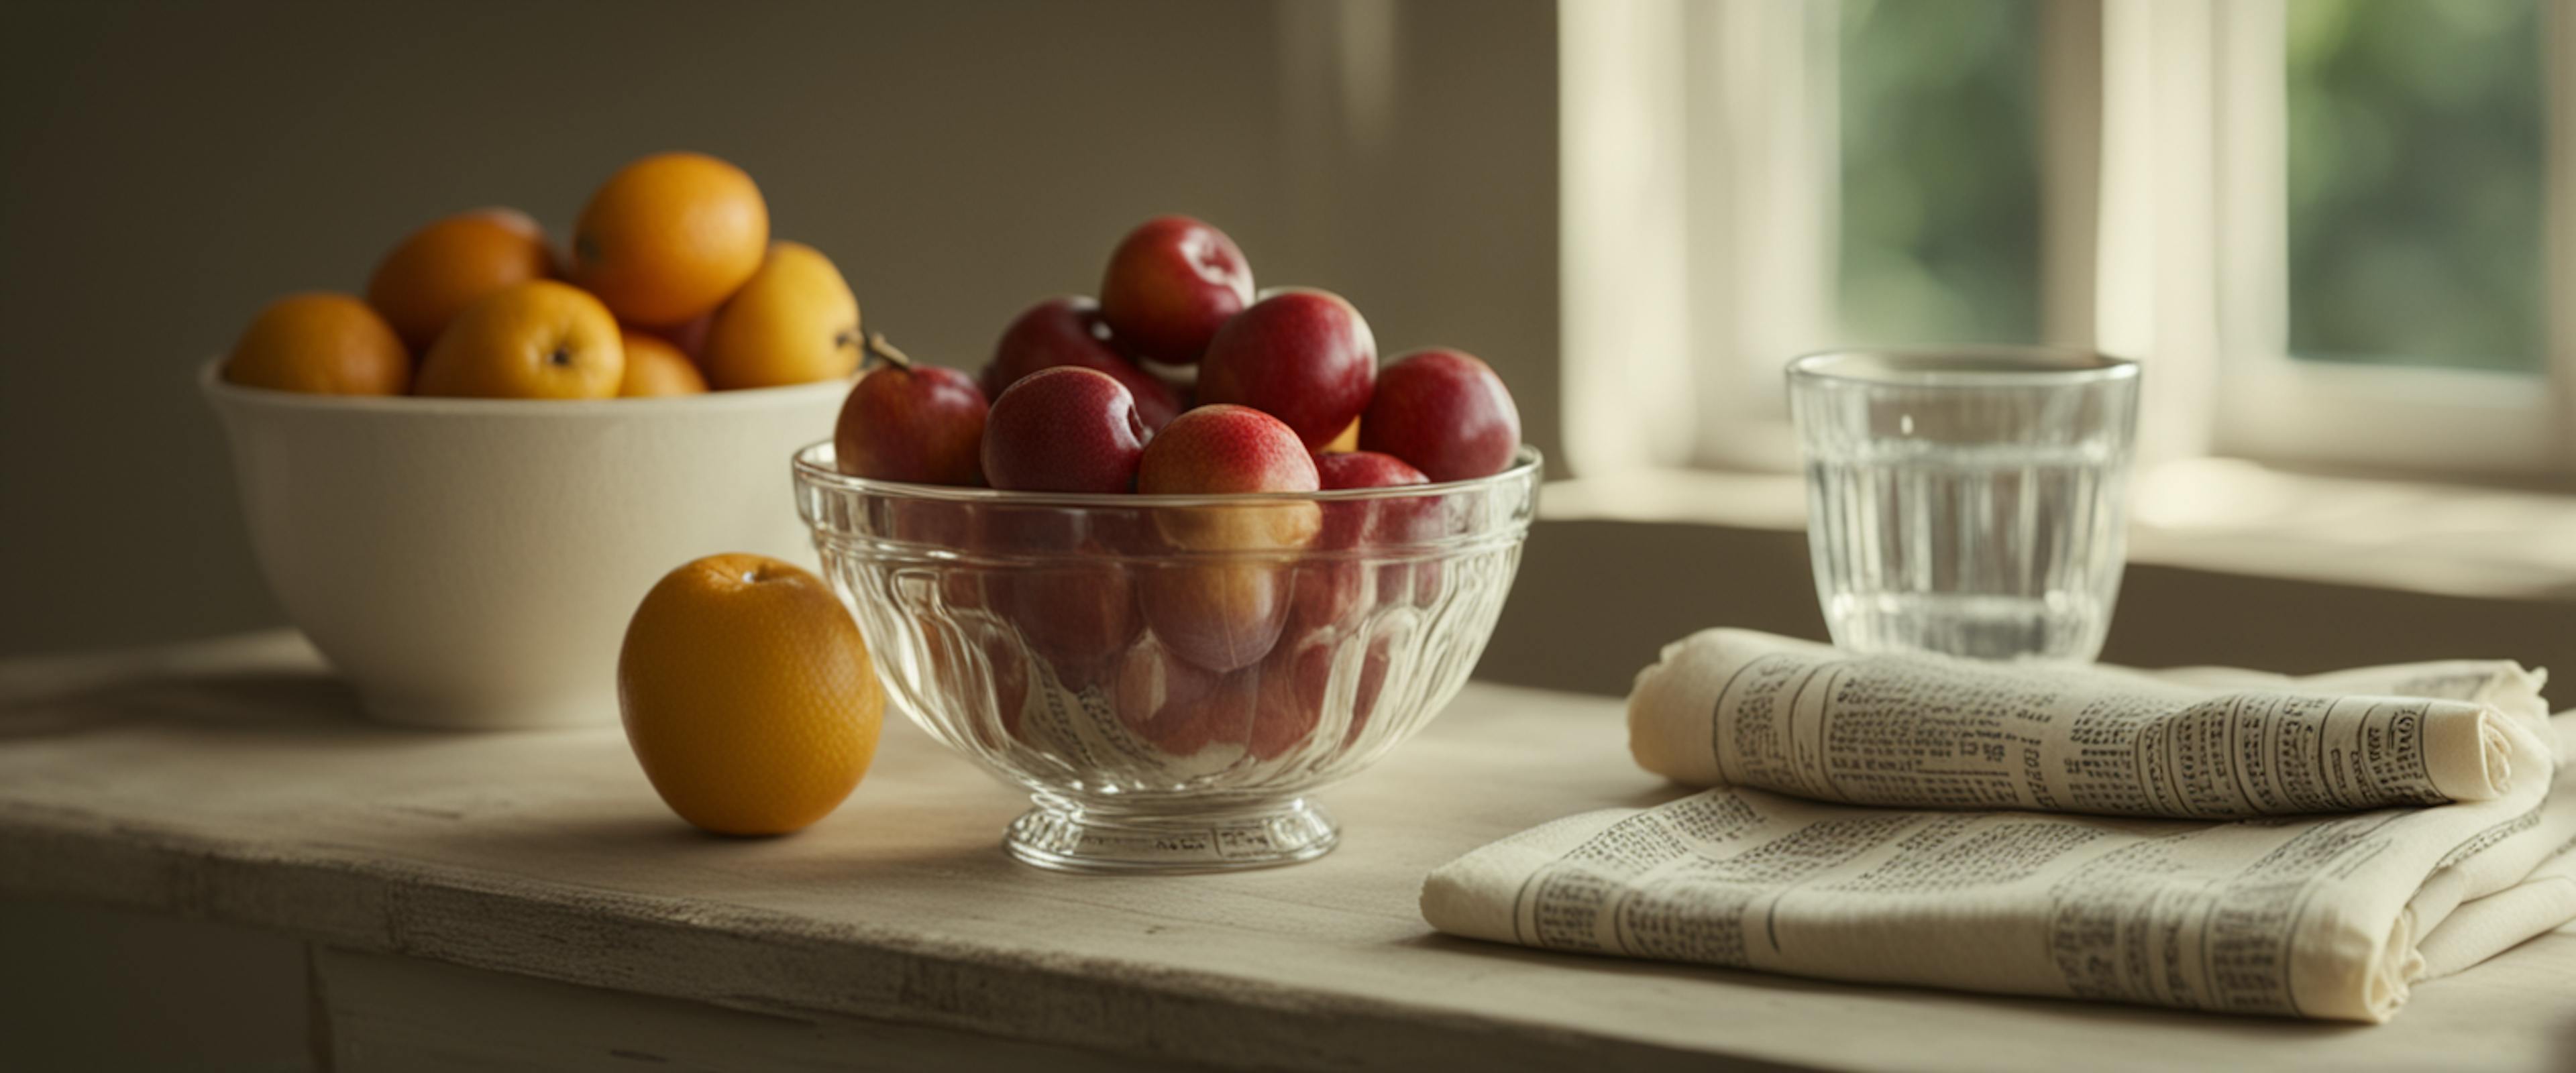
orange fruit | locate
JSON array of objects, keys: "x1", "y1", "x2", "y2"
[
  {"x1": 700, "y1": 241, "x2": 861, "y2": 389},
  {"x1": 225, "y1": 292, "x2": 411, "y2": 395},
  {"x1": 366, "y1": 208, "x2": 555, "y2": 351},
  {"x1": 617, "y1": 329, "x2": 708, "y2": 396},
  {"x1": 617, "y1": 554, "x2": 884, "y2": 836},
  {"x1": 570, "y1": 152, "x2": 768, "y2": 327},
  {"x1": 415, "y1": 280, "x2": 625, "y2": 398}
]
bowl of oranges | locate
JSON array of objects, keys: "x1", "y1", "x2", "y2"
[{"x1": 205, "y1": 153, "x2": 860, "y2": 730}]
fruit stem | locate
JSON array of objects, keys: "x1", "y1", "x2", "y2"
[{"x1": 865, "y1": 333, "x2": 914, "y2": 372}]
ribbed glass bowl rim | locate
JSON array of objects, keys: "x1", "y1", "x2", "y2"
[
  {"x1": 792, "y1": 442, "x2": 1543, "y2": 509},
  {"x1": 1786, "y1": 346, "x2": 2139, "y2": 389}
]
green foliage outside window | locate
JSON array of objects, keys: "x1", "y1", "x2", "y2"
[
  {"x1": 2288, "y1": 0, "x2": 2543, "y2": 372},
  {"x1": 1837, "y1": 0, "x2": 2041, "y2": 347},
  {"x1": 1835, "y1": 0, "x2": 2544, "y2": 373}
]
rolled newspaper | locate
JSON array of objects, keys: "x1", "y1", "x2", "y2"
[
  {"x1": 1627, "y1": 630, "x2": 2548, "y2": 817},
  {"x1": 1422, "y1": 634, "x2": 2570, "y2": 1022},
  {"x1": 1423, "y1": 715, "x2": 2575, "y2": 1021}
]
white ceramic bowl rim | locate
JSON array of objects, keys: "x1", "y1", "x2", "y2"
[
  {"x1": 197, "y1": 356, "x2": 855, "y2": 416},
  {"x1": 793, "y1": 441, "x2": 1544, "y2": 508}
]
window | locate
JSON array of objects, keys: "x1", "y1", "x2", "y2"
[
  {"x1": 2210, "y1": 0, "x2": 2563, "y2": 473},
  {"x1": 2286, "y1": 0, "x2": 2544, "y2": 372},
  {"x1": 1563, "y1": 0, "x2": 2573, "y2": 481},
  {"x1": 1837, "y1": 0, "x2": 2043, "y2": 347}
]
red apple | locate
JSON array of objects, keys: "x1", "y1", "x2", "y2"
[
  {"x1": 1114, "y1": 634, "x2": 1221, "y2": 730},
  {"x1": 1316, "y1": 450, "x2": 1430, "y2": 494},
  {"x1": 965, "y1": 499, "x2": 1137, "y2": 688},
  {"x1": 835, "y1": 363, "x2": 988, "y2": 486},
  {"x1": 1291, "y1": 451, "x2": 1429, "y2": 632},
  {"x1": 1136, "y1": 404, "x2": 1322, "y2": 545},
  {"x1": 1144, "y1": 673, "x2": 1258, "y2": 756},
  {"x1": 1284, "y1": 558, "x2": 1362, "y2": 637},
  {"x1": 1196, "y1": 288, "x2": 1376, "y2": 451},
  {"x1": 998, "y1": 557, "x2": 1139, "y2": 689},
  {"x1": 981, "y1": 366, "x2": 1148, "y2": 493},
  {"x1": 1135, "y1": 406, "x2": 1320, "y2": 671},
  {"x1": 1250, "y1": 628, "x2": 1398, "y2": 758},
  {"x1": 1112, "y1": 635, "x2": 1241, "y2": 756},
  {"x1": 1248, "y1": 636, "x2": 1332, "y2": 760},
  {"x1": 1138, "y1": 404, "x2": 1319, "y2": 517},
  {"x1": 983, "y1": 296, "x2": 1184, "y2": 431},
  {"x1": 1359, "y1": 348, "x2": 1521, "y2": 482},
  {"x1": 1329, "y1": 451, "x2": 1451, "y2": 610},
  {"x1": 1098, "y1": 215, "x2": 1254, "y2": 365},
  {"x1": 1137, "y1": 560, "x2": 1292, "y2": 675},
  {"x1": 885, "y1": 497, "x2": 988, "y2": 612}
]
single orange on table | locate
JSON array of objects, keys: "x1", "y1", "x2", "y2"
[
  {"x1": 570, "y1": 152, "x2": 769, "y2": 328},
  {"x1": 617, "y1": 329, "x2": 708, "y2": 397},
  {"x1": 619, "y1": 554, "x2": 885, "y2": 836},
  {"x1": 700, "y1": 241, "x2": 861, "y2": 390},
  {"x1": 225, "y1": 292, "x2": 411, "y2": 395},
  {"x1": 366, "y1": 208, "x2": 556, "y2": 351},
  {"x1": 415, "y1": 280, "x2": 625, "y2": 399}
]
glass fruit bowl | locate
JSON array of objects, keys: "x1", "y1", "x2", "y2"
[{"x1": 792, "y1": 442, "x2": 1540, "y2": 873}]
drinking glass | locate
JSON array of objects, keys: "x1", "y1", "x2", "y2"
[{"x1": 1787, "y1": 348, "x2": 2140, "y2": 662}]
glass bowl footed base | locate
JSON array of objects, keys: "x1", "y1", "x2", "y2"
[{"x1": 1002, "y1": 793, "x2": 1340, "y2": 874}]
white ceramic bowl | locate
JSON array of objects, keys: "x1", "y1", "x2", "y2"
[{"x1": 201, "y1": 359, "x2": 851, "y2": 730}]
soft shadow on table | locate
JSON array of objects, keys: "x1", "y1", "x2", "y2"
[
  {"x1": 1611, "y1": 781, "x2": 1704, "y2": 811},
  {"x1": 0, "y1": 670, "x2": 373, "y2": 742},
  {"x1": 402, "y1": 805, "x2": 1027, "y2": 881},
  {"x1": 453, "y1": 811, "x2": 720, "y2": 850},
  {"x1": 1391, "y1": 931, "x2": 2379, "y2": 1043}
]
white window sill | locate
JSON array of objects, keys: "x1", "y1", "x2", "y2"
[{"x1": 1540, "y1": 459, "x2": 2576, "y2": 604}]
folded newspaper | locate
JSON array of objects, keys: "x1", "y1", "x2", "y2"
[{"x1": 1423, "y1": 630, "x2": 2575, "y2": 1023}]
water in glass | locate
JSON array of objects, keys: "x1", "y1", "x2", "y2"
[{"x1": 1790, "y1": 350, "x2": 2138, "y2": 663}]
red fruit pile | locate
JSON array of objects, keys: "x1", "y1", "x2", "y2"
[{"x1": 829, "y1": 215, "x2": 1523, "y2": 765}]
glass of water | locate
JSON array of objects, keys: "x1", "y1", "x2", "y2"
[{"x1": 1787, "y1": 348, "x2": 2140, "y2": 662}]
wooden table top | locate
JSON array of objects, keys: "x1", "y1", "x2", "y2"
[{"x1": 4, "y1": 632, "x2": 2572, "y2": 1072}]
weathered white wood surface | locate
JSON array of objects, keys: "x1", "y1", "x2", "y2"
[
  {"x1": 313, "y1": 946, "x2": 1180, "y2": 1072},
  {"x1": 5, "y1": 632, "x2": 2575, "y2": 1072}
]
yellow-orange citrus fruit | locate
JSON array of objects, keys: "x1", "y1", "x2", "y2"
[
  {"x1": 225, "y1": 292, "x2": 411, "y2": 395},
  {"x1": 571, "y1": 152, "x2": 768, "y2": 327},
  {"x1": 415, "y1": 280, "x2": 625, "y2": 399},
  {"x1": 366, "y1": 209, "x2": 556, "y2": 351},
  {"x1": 617, "y1": 329, "x2": 708, "y2": 397},
  {"x1": 700, "y1": 241, "x2": 861, "y2": 389},
  {"x1": 617, "y1": 554, "x2": 884, "y2": 836}
]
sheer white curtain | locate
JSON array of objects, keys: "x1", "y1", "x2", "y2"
[{"x1": 1560, "y1": 0, "x2": 1830, "y2": 477}]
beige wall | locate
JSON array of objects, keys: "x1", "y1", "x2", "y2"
[{"x1": 0, "y1": 0, "x2": 1560, "y2": 655}]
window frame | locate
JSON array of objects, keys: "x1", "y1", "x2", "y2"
[
  {"x1": 1560, "y1": 0, "x2": 2576, "y2": 483},
  {"x1": 2204, "y1": 0, "x2": 2567, "y2": 477}
]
